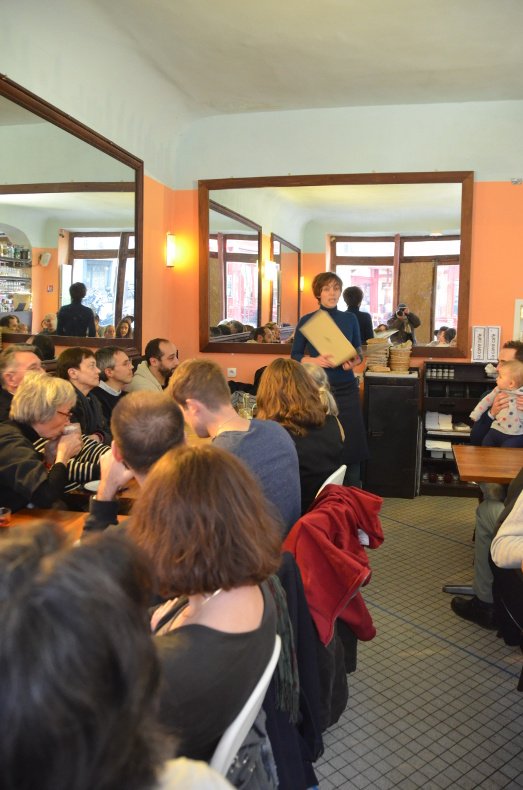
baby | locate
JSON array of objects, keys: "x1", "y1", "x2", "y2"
[{"x1": 470, "y1": 359, "x2": 523, "y2": 447}]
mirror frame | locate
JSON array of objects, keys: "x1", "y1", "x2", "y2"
[
  {"x1": 0, "y1": 75, "x2": 143, "y2": 351},
  {"x1": 199, "y1": 172, "x2": 473, "y2": 357}
]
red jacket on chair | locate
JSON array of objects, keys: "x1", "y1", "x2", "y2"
[{"x1": 283, "y1": 485, "x2": 384, "y2": 644}]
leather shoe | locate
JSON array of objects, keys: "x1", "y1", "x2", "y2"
[{"x1": 451, "y1": 595, "x2": 497, "y2": 630}]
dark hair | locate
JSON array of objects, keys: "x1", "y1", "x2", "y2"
[
  {"x1": 256, "y1": 357, "x2": 326, "y2": 436},
  {"x1": 0, "y1": 315, "x2": 18, "y2": 328},
  {"x1": 111, "y1": 391, "x2": 185, "y2": 475},
  {"x1": 69, "y1": 282, "x2": 87, "y2": 302},
  {"x1": 227, "y1": 320, "x2": 245, "y2": 334},
  {"x1": 95, "y1": 346, "x2": 121, "y2": 382},
  {"x1": 0, "y1": 522, "x2": 167, "y2": 790},
  {"x1": 56, "y1": 347, "x2": 94, "y2": 379},
  {"x1": 503, "y1": 340, "x2": 523, "y2": 362},
  {"x1": 144, "y1": 338, "x2": 170, "y2": 364},
  {"x1": 116, "y1": 318, "x2": 133, "y2": 338},
  {"x1": 169, "y1": 358, "x2": 231, "y2": 410},
  {"x1": 30, "y1": 334, "x2": 55, "y2": 360},
  {"x1": 311, "y1": 272, "x2": 343, "y2": 301},
  {"x1": 343, "y1": 286, "x2": 363, "y2": 308},
  {"x1": 253, "y1": 325, "x2": 268, "y2": 341},
  {"x1": 444, "y1": 328, "x2": 456, "y2": 343},
  {"x1": 128, "y1": 445, "x2": 282, "y2": 597}
]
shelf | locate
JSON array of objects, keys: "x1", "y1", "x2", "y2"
[
  {"x1": 0, "y1": 256, "x2": 32, "y2": 265},
  {"x1": 425, "y1": 429, "x2": 470, "y2": 436},
  {"x1": 419, "y1": 481, "x2": 479, "y2": 498}
]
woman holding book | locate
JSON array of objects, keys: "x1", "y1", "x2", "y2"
[{"x1": 291, "y1": 272, "x2": 368, "y2": 485}]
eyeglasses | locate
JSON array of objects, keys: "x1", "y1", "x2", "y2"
[{"x1": 57, "y1": 410, "x2": 73, "y2": 418}]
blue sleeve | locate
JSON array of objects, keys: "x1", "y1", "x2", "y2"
[{"x1": 291, "y1": 318, "x2": 308, "y2": 362}]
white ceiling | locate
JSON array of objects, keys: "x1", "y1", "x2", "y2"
[{"x1": 93, "y1": 0, "x2": 523, "y2": 116}]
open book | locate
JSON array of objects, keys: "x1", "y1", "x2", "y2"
[{"x1": 299, "y1": 309, "x2": 358, "y2": 366}]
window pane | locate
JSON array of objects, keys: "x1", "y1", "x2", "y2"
[
  {"x1": 403, "y1": 239, "x2": 460, "y2": 256},
  {"x1": 434, "y1": 264, "x2": 459, "y2": 330},
  {"x1": 209, "y1": 238, "x2": 218, "y2": 253},
  {"x1": 226, "y1": 261, "x2": 258, "y2": 325},
  {"x1": 73, "y1": 235, "x2": 121, "y2": 251},
  {"x1": 127, "y1": 235, "x2": 135, "y2": 251},
  {"x1": 123, "y1": 258, "x2": 135, "y2": 318},
  {"x1": 72, "y1": 257, "x2": 118, "y2": 325},
  {"x1": 336, "y1": 240, "x2": 394, "y2": 257},
  {"x1": 336, "y1": 264, "x2": 394, "y2": 327},
  {"x1": 226, "y1": 238, "x2": 258, "y2": 254}
]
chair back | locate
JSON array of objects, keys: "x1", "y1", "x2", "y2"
[
  {"x1": 316, "y1": 464, "x2": 347, "y2": 497},
  {"x1": 209, "y1": 634, "x2": 281, "y2": 776}
]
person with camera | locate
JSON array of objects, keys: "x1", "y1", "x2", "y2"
[{"x1": 387, "y1": 302, "x2": 421, "y2": 345}]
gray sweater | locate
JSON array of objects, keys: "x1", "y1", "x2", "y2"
[{"x1": 214, "y1": 419, "x2": 301, "y2": 535}]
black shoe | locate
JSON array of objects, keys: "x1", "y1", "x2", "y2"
[{"x1": 450, "y1": 595, "x2": 498, "y2": 630}]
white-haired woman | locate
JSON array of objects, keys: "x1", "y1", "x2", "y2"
[{"x1": 0, "y1": 371, "x2": 82, "y2": 511}]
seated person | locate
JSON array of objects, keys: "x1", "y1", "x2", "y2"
[
  {"x1": 56, "y1": 282, "x2": 96, "y2": 337},
  {"x1": 92, "y1": 346, "x2": 133, "y2": 424},
  {"x1": 444, "y1": 327, "x2": 457, "y2": 345},
  {"x1": 0, "y1": 521, "x2": 232, "y2": 790},
  {"x1": 491, "y1": 486, "x2": 523, "y2": 568},
  {"x1": 469, "y1": 359, "x2": 523, "y2": 448},
  {"x1": 302, "y1": 362, "x2": 339, "y2": 416},
  {"x1": 256, "y1": 358, "x2": 344, "y2": 513},
  {"x1": 38, "y1": 312, "x2": 57, "y2": 334},
  {"x1": 0, "y1": 314, "x2": 20, "y2": 332},
  {"x1": 128, "y1": 338, "x2": 179, "y2": 393},
  {"x1": 104, "y1": 324, "x2": 116, "y2": 338},
  {"x1": 83, "y1": 391, "x2": 185, "y2": 533},
  {"x1": 169, "y1": 358, "x2": 301, "y2": 533},
  {"x1": 116, "y1": 317, "x2": 133, "y2": 338},
  {"x1": 386, "y1": 303, "x2": 420, "y2": 345},
  {"x1": 247, "y1": 325, "x2": 274, "y2": 343},
  {"x1": 428, "y1": 326, "x2": 449, "y2": 346},
  {"x1": 227, "y1": 319, "x2": 245, "y2": 334},
  {"x1": 26, "y1": 333, "x2": 55, "y2": 360},
  {"x1": 470, "y1": 341, "x2": 523, "y2": 449},
  {"x1": 0, "y1": 372, "x2": 82, "y2": 511},
  {"x1": 265, "y1": 322, "x2": 281, "y2": 342},
  {"x1": 0, "y1": 345, "x2": 43, "y2": 421},
  {"x1": 127, "y1": 445, "x2": 280, "y2": 764},
  {"x1": 374, "y1": 323, "x2": 388, "y2": 334},
  {"x1": 56, "y1": 347, "x2": 110, "y2": 444}
]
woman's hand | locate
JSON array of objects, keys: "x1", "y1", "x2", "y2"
[
  {"x1": 342, "y1": 355, "x2": 362, "y2": 371},
  {"x1": 55, "y1": 431, "x2": 83, "y2": 465},
  {"x1": 309, "y1": 354, "x2": 335, "y2": 368}
]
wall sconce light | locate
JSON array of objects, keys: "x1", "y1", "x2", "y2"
[
  {"x1": 166, "y1": 232, "x2": 176, "y2": 268},
  {"x1": 299, "y1": 276, "x2": 305, "y2": 292}
]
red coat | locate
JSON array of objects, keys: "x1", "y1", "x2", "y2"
[{"x1": 283, "y1": 485, "x2": 384, "y2": 644}]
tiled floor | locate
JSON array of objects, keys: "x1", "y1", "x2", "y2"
[{"x1": 315, "y1": 495, "x2": 523, "y2": 789}]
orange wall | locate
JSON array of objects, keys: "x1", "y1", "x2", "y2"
[
  {"x1": 469, "y1": 182, "x2": 523, "y2": 344},
  {"x1": 141, "y1": 178, "x2": 523, "y2": 382},
  {"x1": 31, "y1": 247, "x2": 59, "y2": 332}
]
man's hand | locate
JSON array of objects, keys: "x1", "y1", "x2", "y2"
[
  {"x1": 516, "y1": 394, "x2": 523, "y2": 411},
  {"x1": 96, "y1": 446, "x2": 134, "y2": 502},
  {"x1": 490, "y1": 391, "x2": 509, "y2": 417}
]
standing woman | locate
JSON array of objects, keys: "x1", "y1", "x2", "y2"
[{"x1": 291, "y1": 272, "x2": 368, "y2": 485}]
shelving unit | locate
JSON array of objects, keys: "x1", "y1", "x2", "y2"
[
  {"x1": 0, "y1": 237, "x2": 32, "y2": 324},
  {"x1": 420, "y1": 361, "x2": 496, "y2": 496}
]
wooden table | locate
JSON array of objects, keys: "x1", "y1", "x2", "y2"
[
  {"x1": 6, "y1": 509, "x2": 87, "y2": 542},
  {"x1": 453, "y1": 445, "x2": 523, "y2": 485}
]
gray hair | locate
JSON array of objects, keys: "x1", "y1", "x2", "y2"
[
  {"x1": 0, "y1": 345, "x2": 41, "y2": 386},
  {"x1": 302, "y1": 363, "x2": 339, "y2": 416},
  {"x1": 95, "y1": 346, "x2": 121, "y2": 382},
  {"x1": 10, "y1": 372, "x2": 76, "y2": 424}
]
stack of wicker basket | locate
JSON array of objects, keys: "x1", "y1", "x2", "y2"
[
  {"x1": 389, "y1": 340, "x2": 412, "y2": 372},
  {"x1": 365, "y1": 337, "x2": 390, "y2": 372}
]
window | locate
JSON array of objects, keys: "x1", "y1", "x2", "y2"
[{"x1": 64, "y1": 232, "x2": 134, "y2": 327}]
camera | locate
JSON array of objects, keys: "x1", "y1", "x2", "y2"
[{"x1": 396, "y1": 309, "x2": 405, "y2": 317}]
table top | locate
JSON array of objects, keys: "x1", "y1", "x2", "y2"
[
  {"x1": 453, "y1": 444, "x2": 523, "y2": 484},
  {"x1": 6, "y1": 509, "x2": 86, "y2": 542}
]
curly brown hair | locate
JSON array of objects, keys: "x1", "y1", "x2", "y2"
[
  {"x1": 256, "y1": 357, "x2": 326, "y2": 436},
  {"x1": 127, "y1": 445, "x2": 282, "y2": 597}
]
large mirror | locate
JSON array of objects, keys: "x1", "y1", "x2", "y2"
[
  {"x1": 0, "y1": 76, "x2": 143, "y2": 349},
  {"x1": 199, "y1": 172, "x2": 473, "y2": 357}
]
